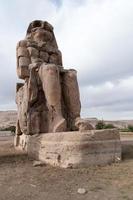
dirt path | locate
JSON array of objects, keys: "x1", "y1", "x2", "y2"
[{"x1": 0, "y1": 136, "x2": 133, "y2": 200}]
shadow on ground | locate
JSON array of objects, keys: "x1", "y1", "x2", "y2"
[
  {"x1": 0, "y1": 136, "x2": 133, "y2": 200},
  {"x1": 122, "y1": 141, "x2": 133, "y2": 160}
]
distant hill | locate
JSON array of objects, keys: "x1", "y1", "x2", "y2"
[
  {"x1": 104, "y1": 120, "x2": 133, "y2": 129},
  {"x1": 0, "y1": 111, "x2": 133, "y2": 130},
  {"x1": 0, "y1": 111, "x2": 17, "y2": 129},
  {"x1": 81, "y1": 118, "x2": 133, "y2": 129}
]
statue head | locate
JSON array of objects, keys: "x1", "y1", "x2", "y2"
[{"x1": 26, "y1": 20, "x2": 54, "y2": 43}]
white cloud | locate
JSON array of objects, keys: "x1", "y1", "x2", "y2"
[{"x1": 0, "y1": 0, "x2": 133, "y2": 120}]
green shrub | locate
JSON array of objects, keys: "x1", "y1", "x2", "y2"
[
  {"x1": 95, "y1": 120, "x2": 115, "y2": 130},
  {"x1": 0, "y1": 126, "x2": 16, "y2": 133},
  {"x1": 95, "y1": 120, "x2": 105, "y2": 130},
  {"x1": 127, "y1": 125, "x2": 133, "y2": 132},
  {"x1": 104, "y1": 123, "x2": 115, "y2": 129},
  {"x1": 120, "y1": 125, "x2": 133, "y2": 132}
]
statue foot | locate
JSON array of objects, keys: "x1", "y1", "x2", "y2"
[
  {"x1": 75, "y1": 117, "x2": 94, "y2": 132},
  {"x1": 53, "y1": 118, "x2": 66, "y2": 132}
]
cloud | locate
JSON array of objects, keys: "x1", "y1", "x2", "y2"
[
  {"x1": 0, "y1": 0, "x2": 57, "y2": 110},
  {"x1": 57, "y1": 0, "x2": 133, "y2": 84},
  {"x1": 0, "y1": 0, "x2": 133, "y2": 120},
  {"x1": 81, "y1": 76, "x2": 133, "y2": 107}
]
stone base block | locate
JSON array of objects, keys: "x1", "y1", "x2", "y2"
[{"x1": 25, "y1": 129, "x2": 121, "y2": 168}]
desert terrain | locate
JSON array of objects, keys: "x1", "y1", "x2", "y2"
[
  {"x1": 0, "y1": 135, "x2": 133, "y2": 200},
  {"x1": 1, "y1": 110, "x2": 133, "y2": 129},
  {"x1": 1, "y1": 111, "x2": 133, "y2": 200},
  {"x1": 0, "y1": 111, "x2": 17, "y2": 129}
]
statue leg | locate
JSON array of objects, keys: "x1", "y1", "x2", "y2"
[
  {"x1": 14, "y1": 119, "x2": 22, "y2": 147},
  {"x1": 61, "y1": 69, "x2": 81, "y2": 130},
  {"x1": 16, "y1": 83, "x2": 28, "y2": 134},
  {"x1": 39, "y1": 63, "x2": 66, "y2": 132},
  {"x1": 27, "y1": 110, "x2": 40, "y2": 135}
]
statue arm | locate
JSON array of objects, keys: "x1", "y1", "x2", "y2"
[{"x1": 16, "y1": 40, "x2": 30, "y2": 79}]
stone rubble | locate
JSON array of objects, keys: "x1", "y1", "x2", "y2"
[{"x1": 77, "y1": 188, "x2": 87, "y2": 194}]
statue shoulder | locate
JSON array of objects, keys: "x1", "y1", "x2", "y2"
[{"x1": 16, "y1": 40, "x2": 28, "y2": 49}]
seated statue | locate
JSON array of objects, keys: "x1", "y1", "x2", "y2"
[{"x1": 16, "y1": 20, "x2": 81, "y2": 135}]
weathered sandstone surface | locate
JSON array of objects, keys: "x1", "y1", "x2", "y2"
[
  {"x1": 15, "y1": 129, "x2": 121, "y2": 168},
  {"x1": 15, "y1": 20, "x2": 121, "y2": 168}
]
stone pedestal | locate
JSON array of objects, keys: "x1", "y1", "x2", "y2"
[
  {"x1": 16, "y1": 129, "x2": 121, "y2": 168},
  {"x1": 15, "y1": 21, "x2": 121, "y2": 169}
]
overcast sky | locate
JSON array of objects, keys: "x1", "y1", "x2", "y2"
[{"x1": 0, "y1": 0, "x2": 133, "y2": 120}]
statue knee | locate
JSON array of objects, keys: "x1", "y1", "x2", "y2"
[
  {"x1": 65, "y1": 69, "x2": 77, "y2": 78},
  {"x1": 42, "y1": 63, "x2": 58, "y2": 71},
  {"x1": 39, "y1": 63, "x2": 59, "y2": 77}
]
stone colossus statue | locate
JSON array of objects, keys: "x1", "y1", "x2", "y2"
[{"x1": 16, "y1": 20, "x2": 81, "y2": 136}]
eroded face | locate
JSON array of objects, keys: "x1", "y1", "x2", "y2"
[
  {"x1": 27, "y1": 21, "x2": 53, "y2": 43},
  {"x1": 31, "y1": 28, "x2": 53, "y2": 43}
]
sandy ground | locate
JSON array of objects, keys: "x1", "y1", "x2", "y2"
[{"x1": 0, "y1": 136, "x2": 133, "y2": 200}]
